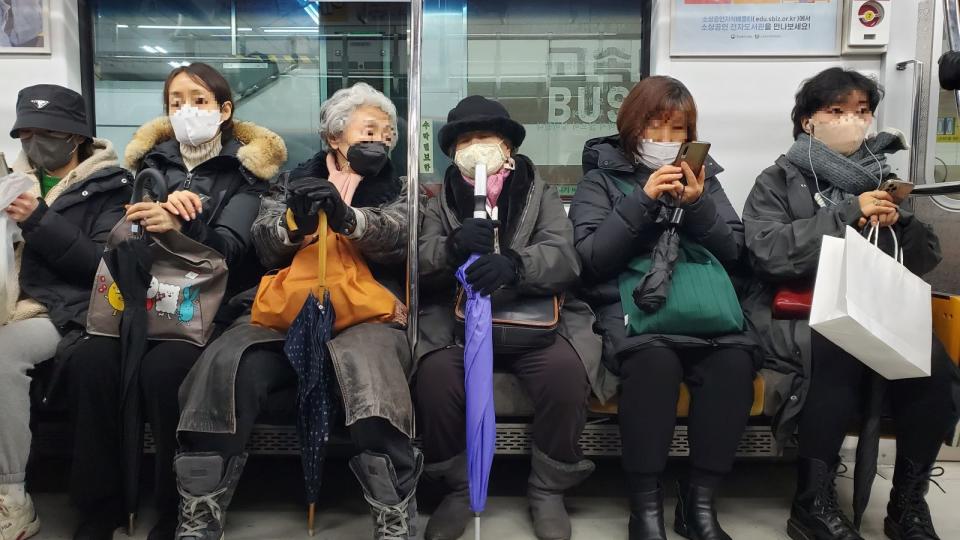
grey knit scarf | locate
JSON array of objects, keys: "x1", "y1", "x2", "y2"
[{"x1": 785, "y1": 129, "x2": 908, "y2": 205}]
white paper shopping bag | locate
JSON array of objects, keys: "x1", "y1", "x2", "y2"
[{"x1": 810, "y1": 226, "x2": 931, "y2": 380}]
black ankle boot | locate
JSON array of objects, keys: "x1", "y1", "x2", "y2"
[
  {"x1": 674, "y1": 480, "x2": 731, "y2": 540},
  {"x1": 884, "y1": 457, "x2": 942, "y2": 540},
  {"x1": 787, "y1": 457, "x2": 862, "y2": 540},
  {"x1": 628, "y1": 488, "x2": 667, "y2": 540}
]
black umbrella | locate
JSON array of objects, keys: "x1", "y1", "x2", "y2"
[
  {"x1": 282, "y1": 211, "x2": 338, "y2": 536},
  {"x1": 109, "y1": 168, "x2": 168, "y2": 533},
  {"x1": 633, "y1": 207, "x2": 684, "y2": 313},
  {"x1": 853, "y1": 373, "x2": 887, "y2": 530}
]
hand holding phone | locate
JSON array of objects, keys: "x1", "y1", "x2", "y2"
[
  {"x1": 673, "y1": 141, "x2": 711, "y2": 185},
  {"x1": 878, "y1": 178, "x2": 914, "y2": 203}
]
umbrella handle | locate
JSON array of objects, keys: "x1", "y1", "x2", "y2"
[{"x1": 317, "y1": 212, "x2": 327, "y2": 292}]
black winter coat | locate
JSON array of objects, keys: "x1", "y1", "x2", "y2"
[
  {"x1": 568, "y1": 135, "x2": 755, "y2": 374},
  {"x1": 15, "y1": 139, "x2": 132, "y2": 332},
  {"x1": 124, "y1": 117, "x2": 287, "y2": 315}
]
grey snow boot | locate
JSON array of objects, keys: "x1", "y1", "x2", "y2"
[
  {"x1": 174, "y1": 452, "x2": 247, "y2": 540},
  {"x1": 528, "y1": 446, "x2": 595, "y2": 540},
  {"x1": 350, "y1": 449, "x2": 424, "y2": 540},
  {"x1": 423, "y1": 453, "x2": 473, "y2": 540}
]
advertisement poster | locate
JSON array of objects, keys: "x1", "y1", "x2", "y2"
[{"x1": 671, "y1": 0, "x2": 841, "y2": 57}]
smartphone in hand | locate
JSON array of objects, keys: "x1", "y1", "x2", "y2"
[
  {"x1": 878, "y1": 178, "x2": 914, "y2": 203},
  {"x1": 673, "y1": 141, "x2": 711, "y2": 184}
]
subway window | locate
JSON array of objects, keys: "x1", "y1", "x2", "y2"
[
  {"x1": 87, "y1": 1, "x2": 410, "y2": 171},
  {"x1": 84, "y1": 0, "x2": 648, "y2": 193}
]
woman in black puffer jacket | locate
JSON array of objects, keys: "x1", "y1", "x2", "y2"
[
  {"x1": 66, "y1": 63, "x2": 286, "y2": 540},
  {"x1": 569, "y1": 76, "x2": 756, "y2": 540}
]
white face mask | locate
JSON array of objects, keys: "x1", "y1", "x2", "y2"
[
  {"x1": 454, "y1": 142, "x2": 511, "y2": 179},
  {"x1": 170, "y1": 105, "x2": 223, "y2": 147},
  {"x1": 636, "y1": 140, "x2": 681, "y2": 170}
]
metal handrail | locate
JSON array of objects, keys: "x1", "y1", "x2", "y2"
[
  {"x1": 945, "y1": 0, "x2": 960, "y2": 113},
  {"x1": 406, "y1": 0, "x2": 423, "y2": 357},
  {"x1": 897, "y1": 60, "x2": 926, "y2": 185}
]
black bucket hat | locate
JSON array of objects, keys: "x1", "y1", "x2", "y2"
[
  {"x1": 438, "y1": 95, "x2": 526, "y2": 157},
  {"x1": 10, "y1": 84, "x2": 92, "y2": 139}
]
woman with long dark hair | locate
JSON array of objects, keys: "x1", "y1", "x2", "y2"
[{"x1": 66, "y1": 63, "x2": 286, "y2": 540}]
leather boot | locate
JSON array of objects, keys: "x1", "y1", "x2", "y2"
[
  {"x1": 787, "y1": 457, "x2": 863, "y2": 540},
  {"x1": 527, "y1": 446, "x2": 595, "y2": 540},
  {"x1": 350, "y1": 449, "x2": 424, "y2": 540},
  {"x1": 423, "y1": 454, "x2": 472, "y2": 540},
  {"x1": 628, "y1": 487, "x2": 667, "y2": 540},
  {"x1": 674, "y1": 480, "x2": 731, "y2": 540},
  {"x1": 884, "y1": 457, "x2": 942, "y2": 540}
]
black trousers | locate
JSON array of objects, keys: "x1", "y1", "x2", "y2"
[
  {"x1": 798, "y1": 332, "x2": 959, "y2": 465},
  {"x1": 415, "y1": 337, "x2": 590, "y2": 464},
  {"x1": 177, "y1": 344, "x2": 419, "y2": 494},
  {"x1": 69, "y1": 336, "x2": 201, "y2": 516},
  {"x1": 618, "y1": 346, "x2": 755, "y2": 483}
]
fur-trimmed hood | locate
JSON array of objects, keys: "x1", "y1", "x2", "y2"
[{"x1": 124, "y1": 117, "x2": 287, "y2": 180}]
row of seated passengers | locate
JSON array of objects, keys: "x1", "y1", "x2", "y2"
[{"x1": 0, "y1": 63, "x2": 957, "y2": 540}]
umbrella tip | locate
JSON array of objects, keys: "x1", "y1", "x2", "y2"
[
  {"x1": 308, "y1": 503, "x2": 316, "y2": 536},
  {"x1": 127, "y1": 513, "x2": 136, "y2": 536}
]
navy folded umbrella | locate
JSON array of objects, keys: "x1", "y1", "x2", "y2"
[{"x1": 282, "y1": 212, "x2": 338, "y2": 536}]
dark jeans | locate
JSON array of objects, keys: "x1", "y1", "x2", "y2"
[
  {"x1": 415, "y1": 337, "x2": 590, "y2": 464},
  {"x1": 69, "y1": 336, "x2": 201, "y2": 516},
  {"x1": 798, "y1": 332, "x2": 959, "y2": 466},
  {"x1": 618, "y1": 346, "x2": 755, "y2": 485},
  {"x1": 177, "y1": 344, "x2": 419, "y2": 495}
]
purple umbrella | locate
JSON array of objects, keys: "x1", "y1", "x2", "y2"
[
  {"x1": 457, "y1": 255, "x2": 495, "y2": 540},
  {"x1": 458, "y1": 162, "x2": 495, "y2": 539}
]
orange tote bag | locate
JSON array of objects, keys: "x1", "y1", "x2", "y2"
[{"x1": 251, "y1": 212, "x2": 407, "y2": 333}]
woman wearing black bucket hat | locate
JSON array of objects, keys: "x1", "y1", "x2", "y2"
[
  {"x1": 0, "y1": 84, "x2": 133, "y2": 540},
  {"x1": 415, "y1": 96, "x2": 606, "y2": 540}
]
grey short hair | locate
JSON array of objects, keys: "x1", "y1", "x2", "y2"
[{"x1": 318, "y1": 82, "x2": 398, "y2": 150}]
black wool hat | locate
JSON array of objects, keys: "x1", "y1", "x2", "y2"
[
  {"x1": 438, "y1": 95, "x2": 526, "y2": 157},
  {"x1": 10, "y1": 84, "x2": 91, "y2": 139}
]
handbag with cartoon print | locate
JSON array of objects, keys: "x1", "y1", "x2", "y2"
[{"x1": 85, "y1": 168, "x2": 228, "y2": 346}]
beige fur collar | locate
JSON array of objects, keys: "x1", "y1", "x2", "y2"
[{"x1": 124, "y1": 117, "x2": 287, "y2": 181}]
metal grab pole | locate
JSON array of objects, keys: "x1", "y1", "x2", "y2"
[
  {"x1": 406, "y1": 0, "x2": 424, "y2": 357},
  {"x1": 897, "y1": 60, "x2": 925, "y2": 184}
]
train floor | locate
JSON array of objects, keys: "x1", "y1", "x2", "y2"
[{"x1": 25, "y1": 455, "x2": 960, "y2": 539}]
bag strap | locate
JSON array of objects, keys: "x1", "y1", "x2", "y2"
[
  {"x1": 317, "y1": 212, "x2": 328, "y2": 292},
  {"x1": 610, "y1": 176, "x2": 636, "y2": 196},
  {"x1": 866, "y1": 223, "x2": 904, "y2": 265}
]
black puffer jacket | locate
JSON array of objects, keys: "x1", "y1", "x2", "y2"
[
  {"x1": 13, "y1": 138, "x2": 132, "y2": 332},
  {"x1": 124, "y1": 117, "x2": 287, "y2": 311},
  {"x1": 568, "y1": 135, "x2": 755, "y2": 374}
]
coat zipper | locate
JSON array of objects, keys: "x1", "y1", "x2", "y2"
[{"x1": 183, "y1": 171, "x2": 194, "y2": 190}]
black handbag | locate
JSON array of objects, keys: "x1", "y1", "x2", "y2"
[{"x1": 455, "y1": 288, "x2": 561, "y2": 354}]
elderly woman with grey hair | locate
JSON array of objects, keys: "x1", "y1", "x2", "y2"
[{"x1": 173, "y1": 82, "x2": 421, "y2": 540}]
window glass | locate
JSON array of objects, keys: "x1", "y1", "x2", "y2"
[
  {"x1": 421, "y1": 0, "x2": 650, "y2": 196},
  {"x1": 89, "y1": 1, "x2": 409, "y2": 171},
  {"x1": 87, "y1": 0, "x2": 647, "y2": 191}
]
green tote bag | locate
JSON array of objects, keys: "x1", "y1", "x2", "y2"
[{"x1": 609, "y1": 176, "x2": 744, "y2": 337}]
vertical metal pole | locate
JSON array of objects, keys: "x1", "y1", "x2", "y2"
[
  {"x1": 945, "y1": 0, "x2": 960, "y2": 113},
  {"x1": 230, "y1": 0, "x2": 238, "y2": 56},
  {"x1": 406, "y1": 0, "x2": 424, "y2": 356},
  {"x1": 898, "y1": 60, "x2": 926, "y2": 184}
]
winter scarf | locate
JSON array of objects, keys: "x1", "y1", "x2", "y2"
[{"x1": 785, "y1": 129, "x2": 908, "y2": 205}]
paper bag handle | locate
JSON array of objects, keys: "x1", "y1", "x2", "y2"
[{"x1": 866, "y1": 223, "x2": 904, "y2": 265}]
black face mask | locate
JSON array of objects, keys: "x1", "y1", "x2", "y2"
[
  {"x1": 345, "y1": 141, "x2": 389, "y2": 178},
  {"x1": 22, "y1": 132, "x2": 78, "y2": 172}
]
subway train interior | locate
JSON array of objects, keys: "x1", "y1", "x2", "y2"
[{"x1": 4, "y1": 0, "x2": 960, "y2": 539}]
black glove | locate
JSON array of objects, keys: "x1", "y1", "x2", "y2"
[
  {"x1": 285, "y1": 176, "x2": 323, "y2": 236},
  {"x1": 465, "y1": 253, "x2": 517, "y2": 295},
  {"x1": 286, "y1": 176, "x2": 355, "y2": 234},
  {"x1": 451, "y1": 218, "x2": 498, "y2": 261}
]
